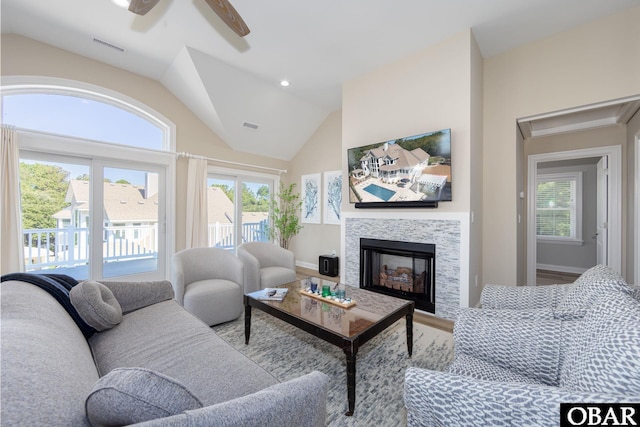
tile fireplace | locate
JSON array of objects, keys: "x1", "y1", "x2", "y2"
[
  {"x1": 343, "y1": 212, "x2": 468, "y2": 320},
  {"x1": 360, "y1": 238, "x2": 435, "y2": 313}
]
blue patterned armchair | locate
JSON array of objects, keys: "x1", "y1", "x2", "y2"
[{"x1": 404, "y1": 267, "x2": 640, "y2": 426}]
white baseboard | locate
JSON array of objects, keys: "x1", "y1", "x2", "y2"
[
  {"x1": 296, "y1": 260, "x2": 318, "y2": 271},
  {"x1": 536, "y1": 263, "x2": 588, "y2": 275}
]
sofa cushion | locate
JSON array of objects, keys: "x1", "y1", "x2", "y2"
[
  {"x1": 71, "y1": 281, "x2": 122, "y2": 331},
  {"x1": 555, "y1": 265, "x2": 628, "y2": 319},
  {"x1": 560, "y1": 289, "x2": 640, "y2": 394},
  {"x1": 86, "y1": 367, "x2": 202, "y2": 426},
  {"x1": 89, "y1": 300, "x2": 279, "y2": 406}
]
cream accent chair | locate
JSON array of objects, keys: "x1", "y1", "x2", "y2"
[
  {"x1": 171, "y1": 247, "x2": 244, "y2": 326},
  {"x1": 237, "y1": 242, "x2": 296, "y2": 294}
]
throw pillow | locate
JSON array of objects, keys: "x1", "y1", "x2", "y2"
[
  {"x1": 70, "y1": 281, "x2": 122, "y2": 331},
  {"x1": 86, "y1": 367, "x2": 203, "y2": 427},
  {"x1": 554, "y1": 264, "x2": 628, "y2": 319},
  {"x1": 559, "y1": 290, "x2": 640, "y2": 395}
]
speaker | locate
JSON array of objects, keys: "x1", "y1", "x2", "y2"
[{"x1": 319, "y1": 255, "x2": 339, "y2": 277}]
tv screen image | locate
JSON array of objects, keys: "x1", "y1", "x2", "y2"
[{"x1": 347, "y1": 128, "x2": 451, "y2": 207}]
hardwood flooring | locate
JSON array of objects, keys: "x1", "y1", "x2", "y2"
[{"x1": 536, "y1": 269, "x2": 580, "y2": 286}]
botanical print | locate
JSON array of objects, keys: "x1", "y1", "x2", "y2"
[
  {"x1": 323, "y1": 170, "x2": 342, "y2": 225},
  {"x1": 301, "y1": 173, "x2": 321, "y2": 224}
]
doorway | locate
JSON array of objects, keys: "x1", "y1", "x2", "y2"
[{"x1": 526, "y1": 146, "x2": 622, "y2": 285}]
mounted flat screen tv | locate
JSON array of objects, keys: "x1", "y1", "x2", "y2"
[{"x1": 347, "y1": 128, "x2": 451, "y2": 208}]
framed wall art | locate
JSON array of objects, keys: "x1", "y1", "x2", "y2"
[
  {"x1": 323, "y1": 170, "x2": 342, "y2": 225},
  {"x1": 301, "y1": 173, "x2": 321, "y2": 224}
]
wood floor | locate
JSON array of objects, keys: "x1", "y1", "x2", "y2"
[
  {"x1": 295, "y1": 266, "x2": 454, "y2": 332},
  {"x1": 536, "y1": 269, "x2": 580, "y2": 286}
]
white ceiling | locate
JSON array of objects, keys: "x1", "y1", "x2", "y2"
[{"x1": 2, "y1": 0, "x2": 638, "y2": 160}]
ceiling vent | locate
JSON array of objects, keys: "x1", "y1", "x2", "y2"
[
  {"x1": 93, "y1": 37, "x2": 125, "y2": 53},
  {"x1": 242, "y1": 121, "x2": 260, "y2": 131}
]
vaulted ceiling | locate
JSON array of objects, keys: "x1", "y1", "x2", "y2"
[{"x1": 2, "y1": 0, "x2": 638, "y2": 160}]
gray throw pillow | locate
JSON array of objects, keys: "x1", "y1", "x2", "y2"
[
  {"x1": 86, "y1": 367, "x2": 203, "y2": 427},
  {"x1": 70, "y1": 280, "x2": 122, "y2": 331},
  {"x1": 559, "y1": 290, "x2": 640, "y2": 395},
  {"x1": 554, "y1": 264, "x2": 628, "y2": 319}
]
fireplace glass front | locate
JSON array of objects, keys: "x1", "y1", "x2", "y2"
[{"x1": 360, "y1": 238, "x2": 435, "y2": 313}]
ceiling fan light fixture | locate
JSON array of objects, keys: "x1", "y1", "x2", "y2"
[{"x1": 280, "y1": 80, "x2": 290, "y2": 87}]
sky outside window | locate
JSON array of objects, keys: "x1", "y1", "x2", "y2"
[{"x1": 2, "y1": 93, "x2": 163, "y2": 151}]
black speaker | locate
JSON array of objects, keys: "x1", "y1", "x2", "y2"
[{"x1": 319, "y1": 255, "x2": 339, "y2": 277}]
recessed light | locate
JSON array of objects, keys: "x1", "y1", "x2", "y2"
[
  {"x1": 112, "y1": 0, "x2": 130, "y2": 9},
  {"x1": 280, "y1": 80, "x2": 290, "y2": 87}
]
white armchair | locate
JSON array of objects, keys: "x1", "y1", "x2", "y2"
[
  {"x1": 237, "y1": 242, "x2": 296, "y2": 294},
  {"x1": 171, "y1": 247, "x2": 244, "y2": 326}
]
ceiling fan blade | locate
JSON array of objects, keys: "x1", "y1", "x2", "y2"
[
  {"x1": 128, "y1": 0, "x2": 161, "y2": 16},
  {"x1": 204, "y1": 0, "x2": 250, "y2": 37}
]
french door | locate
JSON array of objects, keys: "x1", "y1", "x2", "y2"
[{"x1": 18, "y1": 132, "x2": 173, "y2": 281}]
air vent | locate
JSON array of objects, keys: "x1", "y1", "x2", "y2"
[
  {"x1": 93, "y1": 37, "x2": 125, "y2": 53},
  {"x1": 242, "y1": 121, "x2": 260, "y2": 131}
]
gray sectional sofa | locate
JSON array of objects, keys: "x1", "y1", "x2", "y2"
[{"x1": 1, "y1": 276, "x2": 328, "y2": 426}]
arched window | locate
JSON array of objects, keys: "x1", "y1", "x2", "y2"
[{"x1": 1, "y1": 77, "x2": 175, "y2": 281}]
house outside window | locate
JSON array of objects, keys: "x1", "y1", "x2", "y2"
[{"x1": 536, "y1": 171, "x2": 583, "y2": 244}]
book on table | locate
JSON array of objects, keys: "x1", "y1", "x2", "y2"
[{"x1": 247, "y1": 288, "x2": 289, "y2": 301}]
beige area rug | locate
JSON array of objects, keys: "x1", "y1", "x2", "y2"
[{"x1": 212, "y1": 311, "x2": 453, "y2": 426}]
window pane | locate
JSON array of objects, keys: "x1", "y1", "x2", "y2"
[
  {"x1": 207, "y1": 177, "x2": 236, "y2": 249},
  {"x1": 241, "y1": 181, "x2": 270, "y2": 244},
  {"x1": 3, "y1": 93, "x2": 163, "y2": 150},
  {"x1": 536, "y1": 177, "x2": 576, "y2": 239},
  {"x1": 20, "y1": 158, "x2": 90, "y2": 279},
  {"x1": 102, "y1": 167, "x2": 159, "y2": 278}
]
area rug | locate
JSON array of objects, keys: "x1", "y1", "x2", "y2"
[{"x1": 212, "y1": 311, "x2": 454, "y2": 426}]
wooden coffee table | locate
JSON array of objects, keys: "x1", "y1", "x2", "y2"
[{"x1": 244, "y1": 277, "x2": 414, "y2": 416}]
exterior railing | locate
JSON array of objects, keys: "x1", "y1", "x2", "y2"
[
  {"x1": 208, "y1": 219, "x2": 269, "y2": 249},
  {"x1": 23, "y1": 219, "x2": 269, "y2": 273}
]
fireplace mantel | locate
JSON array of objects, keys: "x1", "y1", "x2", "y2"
[{"x1": 341, "y1": 211, "x2": 470, "y2": 320}]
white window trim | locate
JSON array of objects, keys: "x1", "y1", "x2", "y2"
[{"x1": 536, "y1": 171, "x2": 583, "y2": 245}]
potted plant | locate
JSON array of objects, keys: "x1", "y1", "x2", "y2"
[{"x1": 268, "y1": 182, "x2": 302, "y2": 249}]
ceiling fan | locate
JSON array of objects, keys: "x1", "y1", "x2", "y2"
[{"x1": 127, "y1": 0, "x2": 250, "y2": 37}]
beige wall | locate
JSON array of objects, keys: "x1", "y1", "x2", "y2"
[
  {"x1": 286, "y1": 110, "x2": 342, "y2": 268},
  {"x1": 343, "y1": 30, "x2": 473, "y2": 214},
  {"x1": 483, "y1": 6, "x2": 640, "y2": 285},
  {"x1": 342, "y1": 30, "x2": 484, "y2": 306},
  {"x1": 1, "y1": 34, "x2": 289, "y2": 252}
]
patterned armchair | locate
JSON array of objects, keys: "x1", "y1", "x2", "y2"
[{"x1": 405, "y1": 266, "x2": 640, "y2": 426}]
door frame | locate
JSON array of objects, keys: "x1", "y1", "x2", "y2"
[
  {"x1": 526, "y1": 145, "x2": 622, "y2": 285},
  {"x1": 636, "y1": 132, "x2": 640, "y2": 285}
]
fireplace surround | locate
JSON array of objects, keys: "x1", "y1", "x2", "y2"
[
  {"x1": 360, "y1": 238, "x2": 435, "y2": 313},
  {"x1": 343, "y1": 211, "x2": 468, "y2": 320}
]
